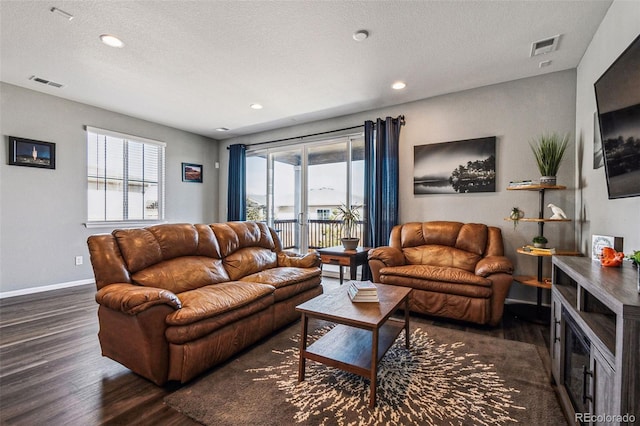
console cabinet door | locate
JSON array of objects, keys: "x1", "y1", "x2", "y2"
[
  {"x1": 590, "y1": 346, "x2": 616, "y2": 425},
  {"x1": 550, "y1": 294, "x2": 563, "y2": 382}
]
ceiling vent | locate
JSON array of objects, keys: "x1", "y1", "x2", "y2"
[
  {"x1": 29, "y1": 75, "x2": 64, "y2": 88},
  {"x1": 530, "y1": 35, "x2": 560, "y2": 57}
]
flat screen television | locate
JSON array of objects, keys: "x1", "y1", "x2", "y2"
[{"x1": 594, "y1": 34, "x2": 640, "y2": 199}]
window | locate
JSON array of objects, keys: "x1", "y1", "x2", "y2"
[
  {"x1": 316, "y1": 209, "x2": 331, "y2": 220},
  {"x1": 86, "y1": 126, "x2": 165, "y2": 225},
  {"x1": 246, "y1": 134, "x2": 364, "y2": 250}
]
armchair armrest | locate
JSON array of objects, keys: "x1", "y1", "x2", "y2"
[
  {"x1": 95, "y1": 283, "x2": 182, "y2": 315},
  {"x1": 475, "y1": 255, "x2": 514, "y2": 277},
  {"x1": 277, "y1": 250, "x2": 321, "y2": 268},
  {"x1": 367, "y1": 246, "x2": 406, "y2": 267}
]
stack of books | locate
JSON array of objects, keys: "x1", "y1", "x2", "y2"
[
  {"x1": 508, "y1": 180, "x2": 538, "y2": 188},
  {"x1": 347, "y1": 280, "x2": 379, "y2": 303},
  {"x1": 522, "y1": 245, "x2": 557, "y2": 255}
]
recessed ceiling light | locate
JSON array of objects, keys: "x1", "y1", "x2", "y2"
[
  {"x1": 392, "y1": 81, "x2": 406, "y2": 90},
  {"x1": 215, "y1": 127, "x2": 229, "y2": 132},
  {"x1": 539, "y1": 60, "x2": 552, "y2": 68},
  {"x1": 250, "y1": 103, "x2": 263, "y2": 110},
  {"x1": 353, "y1": 30, "x2": 369, "y2": 41},
  {"x1": 100, "y1": 34, "x2": 124, "y2": 48}
]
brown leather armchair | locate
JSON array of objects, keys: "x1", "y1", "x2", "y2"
[{"x1": 368, "y1": 221, "x2": 513, "y2": 326}]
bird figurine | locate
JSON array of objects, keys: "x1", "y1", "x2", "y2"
[{"x1": 547, "y1": 203, "x2": 567, "y2": 219}]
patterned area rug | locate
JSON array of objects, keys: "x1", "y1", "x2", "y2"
[{"x1": 164, "y1": 320, "x2": 566, "y2": 425}]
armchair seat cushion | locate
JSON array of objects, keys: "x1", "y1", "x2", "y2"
[
  {"x1": 378, "y1": 273, "x2": 493, "y2": 299},
  {"x1": 380, "y1": 264, "x2": 491, "y2": 287},
  {"x1": 167, "y1": 282, "x2": 274, "y2": 326}
]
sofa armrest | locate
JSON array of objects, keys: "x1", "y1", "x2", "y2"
[
  {"x1": 475, "y1": 256, "x2": 514, "y2": 277},
  {"x1": 95, "y1": 283, "x2": 182, "y2": 315},
  {"x1": 368, "y1": 246, "x2": 405, "y2": 267},
  {"x1": 277, "y1": 250, "x2": 321, "y2": 268},
  {"x1": 368, "y1": 246, "x2": 406, "y2": 283}
]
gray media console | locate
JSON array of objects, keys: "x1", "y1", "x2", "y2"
[{"x1": 550, "y1": 256, "x2": 639, "y2": 425}]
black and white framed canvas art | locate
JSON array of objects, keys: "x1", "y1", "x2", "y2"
[{"x1": 414, "y1": 136, "x2": 496, "y2": 194}]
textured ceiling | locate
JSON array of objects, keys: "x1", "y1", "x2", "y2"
[{"x1": 0, "y1": 1, "x2": 612, "y2": 140}]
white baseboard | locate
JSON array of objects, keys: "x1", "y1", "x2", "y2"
[{"x1": 0, "y1": 278, "x2": 94, "y2": 299}]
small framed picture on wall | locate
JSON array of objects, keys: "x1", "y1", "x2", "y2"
[
  {"x1": 8, "y1": 136, "x2": 56, "y2": 169},
  {"x1": 182, "y1": 162, "x2": 203, "y2": 183}
]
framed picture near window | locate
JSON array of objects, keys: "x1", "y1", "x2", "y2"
[
  {"x1": 8, "y1": 136, "x2": 56, "y2": 169},
  {"x1": 182, "y1": 162, "x2": 203, "y2": 183}
]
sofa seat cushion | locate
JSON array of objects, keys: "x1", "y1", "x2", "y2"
[
  {"x1": 241, "y1": 267, "x2": 321, "y2": 302},
  {"x1": 166, "y1": 282, "x2": 274, "y2": 327},
  {"x1": 165, "y1": 290, "x2": 274, "y2": 345},
  {"x1": 132, "y1": 256, "x2": 230, "y2": 293}
]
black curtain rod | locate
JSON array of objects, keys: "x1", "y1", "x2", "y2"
[
  {"x1": 227, "y1": 124, "x2": 364, "y2": 149},
  {"x1": 227, "y1": 115, "x2": 405, "y2": 149}
]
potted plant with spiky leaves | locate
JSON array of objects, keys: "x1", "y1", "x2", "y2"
[
  {"x1": 334, "y1": 203, "x2": 361, "y2": 250},
  {"x1": 530, "y1": 133, "x2": 570, "y2": 185}
]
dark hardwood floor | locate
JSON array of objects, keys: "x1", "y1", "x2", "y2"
[{"x1": 0, "y1": 277, "x2": 550, "y2": 425}]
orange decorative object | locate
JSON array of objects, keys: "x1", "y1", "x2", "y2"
[{"x1": 600, "y1": 247, "x2": 625, "y2": 267}]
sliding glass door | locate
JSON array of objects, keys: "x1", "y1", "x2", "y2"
[{"x1": 246, "y1": 135, "x2": 363, "y2": 252}]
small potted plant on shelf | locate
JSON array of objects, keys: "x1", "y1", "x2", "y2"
[
  {"x1": 532, "y1": 235, "x2": 548, "y2": 248},
  {"x1": 530, "y1": 132, "x2": 569, "y2": 185},
  {"x1": 334, "y1": 203, "x2": 361, "y2": 250},
  {"x1": 509, "y1": 207, "x2": 524, "y2": 229}
]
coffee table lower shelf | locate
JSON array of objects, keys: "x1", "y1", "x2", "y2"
[{"x1": 303, "y1": 320, "x2": 405, "y2": 377}]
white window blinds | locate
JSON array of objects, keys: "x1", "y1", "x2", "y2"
[{"x1": 86, "y1": 126, "x2": 165, "y2": 224}]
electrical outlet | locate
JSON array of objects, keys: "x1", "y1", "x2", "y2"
[{"x1": 75, "y1": 256, "x2": 83, "y2": 266}]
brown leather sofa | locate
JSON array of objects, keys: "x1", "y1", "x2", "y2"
[
  {"x1": 87, "y1": 221, "x2": 322, "y2": 385},
  {"x1": 368, "y1": 221, "x2": 513, "y2": 326}
]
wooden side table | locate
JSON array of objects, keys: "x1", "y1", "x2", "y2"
[{"x1": 316, "y1": 245, "x2": 372, "y2": 284}]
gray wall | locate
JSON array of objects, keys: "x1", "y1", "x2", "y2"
[
  {"x1": 575, "y1": 0, "x2": 640, "y2": 256},
  {"x1": 219, "y1": 70, "x2": 578, "y2": 303},
  {"x1": 0, "y1": 83, "x2": 220, "y2": 294}
]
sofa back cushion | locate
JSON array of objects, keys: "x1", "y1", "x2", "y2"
[
  {"x1": 90, "y1": 221, "x2": 282, "y2": 289},
  {"x1": 211, "y1": 221, "x2": 278, "y2": 280},
  {"x1": 131, "y1": 256, "x2": 230, "y2": 293},
  {"x1": 403, "y1": 245, "x2": 481, "y2": 272},
  {"x1": 114, "y1": 223, "x2": 224, "y2": 272},
  {"x1": 114, "y1": 228, "x2": 164, "y2": 273},
  {"x1": 391, "y1": 221, "x2": 494, "y2": 269}
]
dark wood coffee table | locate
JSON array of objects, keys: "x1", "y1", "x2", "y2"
[{"x1": 295, "y1": 283, "x2": 411, "y2": 407}]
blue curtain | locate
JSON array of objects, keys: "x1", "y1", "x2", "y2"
[
  {"x1": 363, "y1": 116, "x2": 404, "y2": 251},
  {"x1": 227, "y1": 144, "x2": 246, "y2": 221}
]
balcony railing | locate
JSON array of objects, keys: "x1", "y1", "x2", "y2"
[{"x1": 272, "y1": 219, "x2": 365, "y2": 250}]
